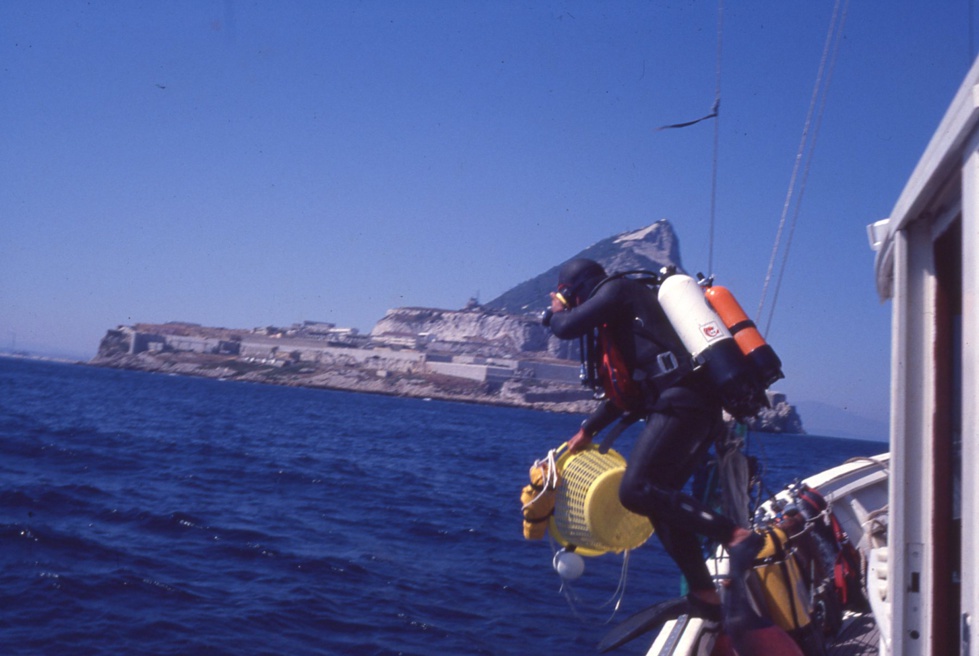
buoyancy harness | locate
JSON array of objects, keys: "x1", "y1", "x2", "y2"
[
  {"x1": 596, "y1": 325, "x2": 644, "y2": 411},
  {"x1": 793, "y1": 484, "x2": 865, "y2": 610},
  {"x1": 576, "y1": 271, "x2": 691, "y2": 412},
  {"x1": 776, "y1": 505, "x2": 843, "y2": 639}
]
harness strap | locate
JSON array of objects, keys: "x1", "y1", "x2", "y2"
[{"x1": 834, "y1": 554, "x2": 849, "y2": 604}]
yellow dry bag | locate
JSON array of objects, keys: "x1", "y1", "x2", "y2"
[
  {"x1": 521, "y1": 456, "x2": 559, "y2": 540},
  {"x1": 752, "y1": 526, "x2": 813, "y2": 631}
]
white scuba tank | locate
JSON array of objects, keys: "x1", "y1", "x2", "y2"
[
  {"x1": 657, "y1": 274, "x2": 733, "y2": 360},
  {"x1": 657, "y1": 272, "x2": 765, "y2": 420}
]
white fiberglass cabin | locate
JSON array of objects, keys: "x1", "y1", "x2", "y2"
[{"x1": 868, "y1": 56, "x2": 979, "y2": 655}]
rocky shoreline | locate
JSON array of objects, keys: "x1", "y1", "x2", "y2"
[
  {"x1": 90, "y1": 348, "x2": 804, "y2": 433},
  {"x1": 90, "y1": 350, "x2": 601, "y2": 415}
]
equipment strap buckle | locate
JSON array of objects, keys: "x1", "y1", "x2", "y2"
[{"x1": 656, "y1": 351, "x2": 679, "y2": 375}]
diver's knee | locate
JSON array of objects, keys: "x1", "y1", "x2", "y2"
[
  {"x1": 618, "y1": 477, "x2": 670, "y2": 517},
  {"x1": 617, "y1": 476, "x2": 647, "y2": 515}
]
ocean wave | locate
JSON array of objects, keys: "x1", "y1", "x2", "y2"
[{"x1": 0, "y1": 359, "x2": 883, "y2": 656}]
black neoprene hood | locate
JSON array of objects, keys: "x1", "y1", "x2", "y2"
[{"x1": 557, "y1": 258, "x2": 607, "y2": 307}]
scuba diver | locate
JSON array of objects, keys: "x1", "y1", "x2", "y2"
[{"x1": 542, "y1": 258, "x2": 766, "y2": 629}]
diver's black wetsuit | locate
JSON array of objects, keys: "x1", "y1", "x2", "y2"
[{"x1": 549, "y1": 273, "x2": 736, "y2": 592}]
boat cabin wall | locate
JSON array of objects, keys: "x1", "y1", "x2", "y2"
[{"x1": 875, "y1": 54, "x2": 979, "y2": 656}]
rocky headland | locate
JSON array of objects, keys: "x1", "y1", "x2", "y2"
[{"x1": 91, "y1": 220, "x2": 804, "y2": 433}]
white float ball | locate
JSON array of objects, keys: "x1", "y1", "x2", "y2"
[{"x1": 553, "y1": 549, "x2": 585, "y2": 580}]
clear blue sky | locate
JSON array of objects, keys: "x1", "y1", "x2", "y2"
[{"x1": 1, "y1": 2, "x2": 973, "y2": 430}]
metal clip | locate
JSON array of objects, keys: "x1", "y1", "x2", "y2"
[{"x1": 656, "y1": 351, "x2": 679, "y2": 375}]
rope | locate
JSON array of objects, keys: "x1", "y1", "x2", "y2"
[
  {"x1": 655, "y1": 0, "x2": 724, "y2": 274},
  {"x1": 762, "y1": 0, "x2": 850, "y2": 337},
  {"x1": 555, "y1": 550, "x2": 633, "y2": 625},
  {"x1": 756, "y1": 0, "x2": 849, "y2": 334},
  {"x1": 708, "y1": 0, "x2": 724, "y2": 276},
  {"x1": 600, "y1": 550, "x2": 632, "y2": 621},
  {"x1": 522, "y1": 448, "x2": 560, "y2": 512}
]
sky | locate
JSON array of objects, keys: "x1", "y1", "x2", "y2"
[{"x1": 1, "y1": 1, "x2": 974, "y2": 434}]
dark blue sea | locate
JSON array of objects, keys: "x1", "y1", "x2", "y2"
[{"x1": 0, "y1": 357, "x2": 885, "y2": 655}]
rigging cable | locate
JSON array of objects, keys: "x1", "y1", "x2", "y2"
[
  {"x1": 657, "y1": 1, "x2": 724, "y2": 275},
  {"x1": 708, "y1": 0, "x2": 724, "y2": 276},
  {"x1": 756, "y1": 0, "x2": 849, "y2": 335},
  {"x1": 763, "y1": 2, "x2": 849, "y2": 338}
]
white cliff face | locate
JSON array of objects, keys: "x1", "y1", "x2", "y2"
[
  {"x1": 607, "y1": 220, "x2": 684, "y2": 272},
  {"x1": 369, "y1": 220, "x2": 686, "y2": 358},
  {"x1": 370, "y1": 308, "x2": 550, "y2": 356}
]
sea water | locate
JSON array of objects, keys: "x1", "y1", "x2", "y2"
[{"x1": 0, "y1": 357, "x2": 884, "y2": 655}]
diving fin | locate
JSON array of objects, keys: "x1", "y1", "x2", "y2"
[{"x1": 597, "y1": 596, "x2": 690, "y2": 653}]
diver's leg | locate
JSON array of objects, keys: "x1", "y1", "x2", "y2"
[
  {"x1": 619, "y1": 404, "x2": 734, "y2": 543},
  {"x1": 619, "y1": 402, "x2": 733, "y2": 603}
]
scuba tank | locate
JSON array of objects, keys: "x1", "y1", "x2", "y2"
[
  {"x1": 704, "y1": 285, "x2": 784, "y2": 388},
  {"x1": 656, "y1": 270, "x2": 773, "y2": 421}
]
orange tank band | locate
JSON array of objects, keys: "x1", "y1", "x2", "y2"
[{"x1": 734, "y1": 329, "x2": 766, "y2": 354}]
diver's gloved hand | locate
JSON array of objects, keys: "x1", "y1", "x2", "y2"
[
  {"x1": 549, "y1": 292, "x2": 568, "y2": 314},
  {"x1": 567, "y1": 428, "x2": 593, "y2": 453}
]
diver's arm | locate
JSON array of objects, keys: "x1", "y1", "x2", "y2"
[
  {"x1": 568, "y1": 399, "x2": 624, "y2": 452},
  {"x1": 547, "y1": 281, "x2": 620, "y2": 339}
]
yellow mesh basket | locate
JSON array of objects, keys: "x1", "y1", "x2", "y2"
[{"x1": 549, "y1": 445, "x2": 654, "y2": 556}]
